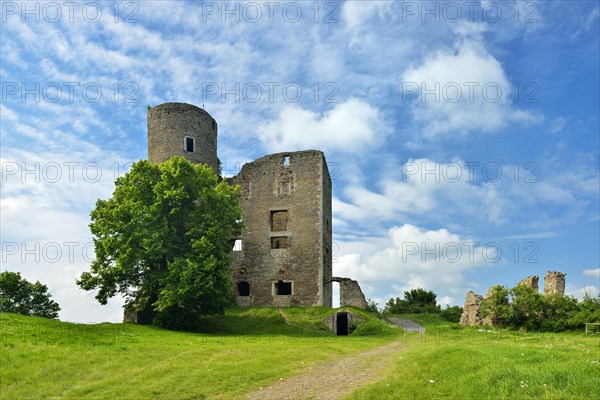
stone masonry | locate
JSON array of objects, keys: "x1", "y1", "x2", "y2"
[
  {"x1": 327, "y1": 277, "x2": 368, "y2": 309},
  {"x1": 544, "y1": 271, "x2": 566, "y2": 296},
  {"x1": 517, "y1": 275, "x2": 539, "y2": 291},
  {"x1": 128, "y1": 101, "x2": 372, "y2": 320},
  {"x1": 459, "y1": 291, "x2": 484, "y2": 326},
  {"x1": 228, "y1": 151, "x2": 332, "y2": 307},
  {"x1": 460, "y1": 270, "x2": 567, "y2": 326}
]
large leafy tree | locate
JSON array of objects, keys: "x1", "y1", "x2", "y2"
[
  {"x1": 0, "y1": 271, "x2": 61, "y2": 319},
  {"x1": 77, "y1": 157, "x2": 243, "y2": 328}
]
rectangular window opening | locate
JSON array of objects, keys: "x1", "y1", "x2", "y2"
[
  {"x1": 185, "y1": 137, "x2": 194, "y2": 152},
  {"x1": 271, "y1": 236, "x2": 289, "y2": 249},
  {"x1": 283, "y1": 155, "x2": 290, "y2": 167},
  {"x1": 275, "y1": 280, "x2": 292, "y2": 295},
  {"x1": 270, "y1": 210, "x2": 288, "y2": 231}
]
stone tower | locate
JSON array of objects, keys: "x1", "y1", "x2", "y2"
[
  {"x1": 544, "y1": 271, "x2": 566, "y2": 296},
  {"x1": 229, "y1": 151, "x2": 333, "y2": 307},
  {"x1": 143, "y1": 102, "x2": 334, "y2": 309},
  {"x1": 147, "y1": 102, "x2": 219, "y2": 171}
]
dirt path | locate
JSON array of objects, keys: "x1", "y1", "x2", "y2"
[{"x1": 241, "y1": 339, "x2": 405, "y2": 400}]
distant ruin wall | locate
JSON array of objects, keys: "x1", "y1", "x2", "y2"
[
  {"x1": 328, "y1": 277, "x2": 368, "y2": 309},
  {"x1": 460, "y1": 271, "x2": 567, "y2": 326},
  {"x1": 459, "y1": 291, "x2": 483, "y2": 326},
  {"x1": 517, "y1": 275, "x2": 539, "y2": 292},
  {"x1": 544, "y1": 271, "x2": 566, "y2": 296}
]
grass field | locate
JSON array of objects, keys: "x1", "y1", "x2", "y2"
[
  {"x1": 349, "y1": 314, "x2": 600, "y2": 400},
  {"x1": 2, "y1": 310, "x2": 599, "y2": 399},
  {"x1": 0, "y1": 308, "x2": 395, "y2": 399}
]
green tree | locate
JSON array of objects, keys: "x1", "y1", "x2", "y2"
[
  {"x1": 481, "y1": 285, "x2": 511, "y2": 326},
  {"x1": 439, "y1": 305, "x2": 463, "y2": 323},
  {"x1": 569, "y1": 294, "x2": 600, "y2": 328},
  {"x1": 384, "y1": 288, "x2": 441, "y2": 314},
  {"x1": 0, "y1": 271, "x2": 61, "y2": 319},
  {"x1": 77, "y1": 157, "x2": 243, "y2": 329}
]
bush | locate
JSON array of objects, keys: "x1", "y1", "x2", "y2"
[
  {"x1": 365, "y1": 298, "x2": 380, "y2": 314},
  {"x1": 440, "y1": 305, "x2": 463, "y2": 323},
  {"x1": 568, "y1": 294, "x2": 600, "y2": 328},
  {"x1": 481, "y1": 284, "x2": 598, "y2": 332}
]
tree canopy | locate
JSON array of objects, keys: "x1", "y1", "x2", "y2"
[
  {"x1": 384, "y1": 288, "x2": 441, "y2": 314},
  {"x1": 77, "y1": 157, "x2": 243, "y2": 328},
  {"x1": 481, "y1": 284, "x2": 599, "y2": 331},
  {"x1": 0, "y1": 271, "x2": 61, "y2": 319}
]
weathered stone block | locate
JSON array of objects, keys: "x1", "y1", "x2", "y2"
[{"x1": 544, "y1": 271, "x2": 566, "y2": 296}]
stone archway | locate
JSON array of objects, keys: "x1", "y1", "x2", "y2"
[{"x1": 325, "y1": 277, "x2": 368, "y2": 309}]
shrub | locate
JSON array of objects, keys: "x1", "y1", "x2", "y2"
[{"x1": 440, "y1": 305, "x2": 463, "y2": 323}]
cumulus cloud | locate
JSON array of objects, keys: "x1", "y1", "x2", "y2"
[
  {"x1": 583, "y1": 268, "x2": 600, "y2": 278},
  {"x1": 335, "y1": 223, "x2": 495, "y2": 295},
  {"x1": 256, "y1": 98, "x2": 387, "y2": 153},
  {"x1": 566, "y1": 284, "x2": 599, "y2": 300},
  {"x1": 401, "y1": 32, "x2": 541, "y2": 138},
  {"x1": 342, "y1": 1, "x2": 393, "y2": 30},
  {"x1": 333, "y1": 158, "x2": 511, "y2": 230}
]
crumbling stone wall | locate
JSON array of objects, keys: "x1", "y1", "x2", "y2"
[
  {"x1": 127, "y1": 103, "x2": 339, "y2": 322},
  {"x1": 460, "y1": 271, "x2": 568, "y2": 326},
  {"x1": 327, "y1": 277, "x2": 368, "y2": 309},
  {"x1": 459, "y1": 291, "x2": 483, "y2": 326},
  {"x1": 544, "y1": 271, "x2": 566, "y2": 296},
  {"x1": 517, "y1": 275, "x2": 539, "y2": 291},
  {"x1": 229, "y1": 151, "x2": 332, "y2": 307}
]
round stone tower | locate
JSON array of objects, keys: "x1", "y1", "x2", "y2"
[{"x1": 147, "y1": 102, "x2": 219, "y2": 172}]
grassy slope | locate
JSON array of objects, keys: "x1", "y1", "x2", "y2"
[
  {"x1": 1, "y1": 308, "x2": 396, "y2": 400},
  {"x1": 347, "y1": 314, "x2": 600, "y2": 400}
]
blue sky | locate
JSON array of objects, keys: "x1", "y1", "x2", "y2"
[{"x1": 1, "y1": 1, "x2": 599, "y2": 322}]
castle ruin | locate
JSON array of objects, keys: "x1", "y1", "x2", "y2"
[
  {"x1": 543, "y1": 271, "x2": 566, "y2": 296},
  {"x1": 125, "y1": 102, "x2": 367, "y2": 321},
  {"x1": 459, "y1": 270, "x2": 567, "y2": 326}
]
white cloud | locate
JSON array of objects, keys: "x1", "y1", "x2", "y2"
[
  {"x1": 256, "y1": 98, "x2": 386, "y2": 153},
  {"x1": 333, "y1": 158, "x2": 512, "y2": 229},
  {"x1": 402, "y1": 34, "x2": 541, "y2": 138},
  {"x1": 566, "y1": 284, "x2": 599, "y2": 300},
  {"x1": 342, "y1": 1, "x2": 392, "y2": 30},
  {"x1": 439, "y1": 296, "x2": 455, "y2": 308},
  {"x1": 335, "y1": 223, "x2": 495, "y2": 295},
  {"x1": 583, "y1": 268, "x2": 600, "y2": 279}
]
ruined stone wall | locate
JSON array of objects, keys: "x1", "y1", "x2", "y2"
[
  {"x1": 460, "y1": 271, "x2": 568, "y2": 326},
  {"x1": 230, "y1": 151, "x2": 331, "y2": 307},
  {"x1": 517, "y1": 275, "x2": 539, "y2": 291},
  {"x1": 544, "y1": 271, "x2": 566, "y2": 296},
  {"x1": 328, "y1": 277, "x2": 367, "y2": 309},
  {"x1": 459, "y1": 291, "x2": 483, "y2": 326},
  {"x1": 147, "y1": 103, "x2": 219, "y2": 171},
  {"x1": 321, "y1": 159, "x2": 333, "y2": 307}
]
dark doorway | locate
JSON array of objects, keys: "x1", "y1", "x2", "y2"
[
  {"x1": 336, "y1": 312, "x2": 349, "y2": 336},
  {"x1": 237, "y1": 281, "x2": 250, "y2": 296}
]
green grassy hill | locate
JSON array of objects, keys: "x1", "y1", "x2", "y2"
[{"x1": 0, "y1": 308, "x2": 395, "y2": 399}]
